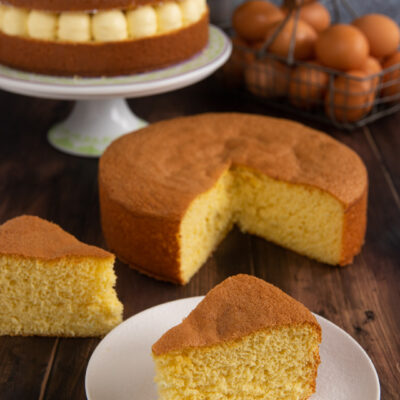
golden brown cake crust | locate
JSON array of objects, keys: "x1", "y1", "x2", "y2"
[
  {"x1": 5, "y1": 0, "x2": 162, "y2": 12},
  {"x1": 152, "y1": 274, "x2": 321, "y2": 355},
  {"x1": 0, "y1": 14, "x2": 209, "y2": 77},
  {"x1": 340, "y1": 185, "x2": 368, "y2": 265},
  {"x1": 0, "y1": 215, "x2": 112, "y2": 260},
  {"x1": 101, "y1": 113, "x2": 366, "y2": 215},
  {"x1": 99, "y1": 113, "x2": 367, "y2": 282}
]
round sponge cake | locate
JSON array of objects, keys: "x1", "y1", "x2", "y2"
[{"x1": 99, "y1": 113, "x2": 368, "y2": 284}]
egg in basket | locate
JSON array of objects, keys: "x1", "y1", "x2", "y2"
[{"x1": 225, "y1": 0, "x2": 400, "y2": 129}]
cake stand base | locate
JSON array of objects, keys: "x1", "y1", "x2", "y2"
[{"x1": 48, "y1": 99, "x2": 147, "y2": 157}]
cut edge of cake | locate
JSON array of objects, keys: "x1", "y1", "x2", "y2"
[{"x1": 179, "y1": 164, "x2": 367, "y2": 284}]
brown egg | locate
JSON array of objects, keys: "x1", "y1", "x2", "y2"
[
  {"x1": 264, "y1": 17, "x2": 317, "y2": 60},
  {"x1": 353, "y1": 14, "x2": 400, "y2": 59},
  {"x1": 289, "y1": 62, "x2": 328, "y2": 108},
  {"x1": 282, "y1": 2, "x2": 331, "y2": 33},
  {"x1": 233, "y1": 1, "x2": 284, "y2": 42},
  {"x1": 316, "y1": 25, "x2": 369, "y2": 71},
  {"x1": 325, "y1": 71, "x2": 375, "y2": 123},
  {"x1": 363, "y1": 56, "x2": 382, "y2": 75},
  {"x1": 362, "y1": 56, "x2": 382, "y2": 88},
  {"x1": 245, "y1": 58, "x2": 291, "y2": 97},
  {"x1": 382, "y1": 52, "x2": 400, "y2": 101}
]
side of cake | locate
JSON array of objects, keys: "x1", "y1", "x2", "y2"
[
  {"x1": 0, "y1": 0, "x2": 209, "y2": 76},
  {"x1": 99, "y1": 113, "x2": 368, "y2": 284},
  {"x1": 152, "y1": 274, "x2": 321, "y2": 400},
  {"x1": 0, "y1": 215, "x2": 123, "y2": 337}
]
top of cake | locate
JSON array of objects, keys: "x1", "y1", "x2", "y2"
[
  {"x1": 152, "y1": 274, "x2": 320, "y2": 355},
  {"x1": 100, "y1": 113, "x2": 367, "y2": 219},
  {"x1": 0, "y1": 215, "x2": 112, "y2": 260},
  {"x1": 5, "y1": 0, "x2": 160, "y2": 11}
]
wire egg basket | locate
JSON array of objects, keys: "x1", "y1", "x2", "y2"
[{"x1": 225, "y1": 0, "x2": 400, "y2": 130}]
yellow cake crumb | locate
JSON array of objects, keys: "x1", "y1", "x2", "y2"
[
  {"x1": 0, "y1": 215, "x2": 123, "y2": 337},
  {"x1": 154, "y1": 326, "x2": 320, "y2": 400},
  {"x1": 180, "y1": 166, "x2": 343, "y2": 283}
]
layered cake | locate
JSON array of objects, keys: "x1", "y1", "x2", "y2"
[
  {"x1": 153, "y1": 274, "x2": 322, "y2": 399},
  {"x1": 0, "y1": 0, "x2": 208, "y2": 76},
  {"x1": 99, "y1": 113, "x2": 368, "y2": 284},
  {"x1": 0, "y1": 215, "x2": 123, "y2": 336}
]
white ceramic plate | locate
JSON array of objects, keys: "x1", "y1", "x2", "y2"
[{"x1": 85, "y1": 297, "x2": 380, "y2": 400}]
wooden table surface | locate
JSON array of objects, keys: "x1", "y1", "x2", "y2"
[{"x1": 0, "y1": 74, "x2": 399, "y2": 400}]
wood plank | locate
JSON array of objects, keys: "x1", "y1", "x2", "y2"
[
  {"x1": 0, "y1": 78, "x2": 399, "y2": 399},
  {"x1": 367, "y1": 112, "x2": 400, "y2": 203},
  {"x1": 0, "y1": 337, "x2": 56, "y2": 400},
  {"x1": 43, "y1": 338, "x2": 98, "y2": 400},
  {"x1": 0, "y1": 92, "x2": 66, "y2": 400}
]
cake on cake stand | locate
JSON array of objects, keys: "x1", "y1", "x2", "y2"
[{"x1": 0, "y1": 26, "x2": 231, "y2": 157}]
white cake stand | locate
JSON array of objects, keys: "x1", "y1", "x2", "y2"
[{"x1": 0, "y1": 26, "x2": 231, "y2": 157}]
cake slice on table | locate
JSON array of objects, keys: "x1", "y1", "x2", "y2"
[
  {"x1": 152, "y1": 274, "x2": 321, "y2": 400},
  {"x1": 0, "y1": 215, "x2": 123, "y2": 337}
]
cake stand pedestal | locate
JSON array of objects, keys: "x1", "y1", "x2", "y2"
[
  {"x1": 0, "y1": 26, "x2": 231, "y2": 157},
  {"x1": 48, "y1": 99, "x2": 147, "y2": 156}
]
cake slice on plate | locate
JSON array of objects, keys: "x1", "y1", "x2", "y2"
[
  {"x1": 0, "y1": 215, "x2": 123, "y2": 337},
  {"x1": 153, "y1": 274, "x2": 321, "y2": 400}
]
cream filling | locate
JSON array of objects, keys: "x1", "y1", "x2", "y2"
[{"x1": 0, "y1": 0, "x2": 207, "y2": 43}]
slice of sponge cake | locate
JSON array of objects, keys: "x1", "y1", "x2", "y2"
[
  {"x1": 0, "y1": 215, "x2": 123, "y2": 337},
  {"x1": 153, "y1": 274, "x2": 321, "y2": 400}
]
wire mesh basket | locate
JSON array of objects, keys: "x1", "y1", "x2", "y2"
[{"x1": 224, "y1": 0, "x2": 400, "y2": 130}]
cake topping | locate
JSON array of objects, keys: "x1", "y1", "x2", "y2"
[
  {"x1": 27, "y1": 10, "x2": 57, "y2": 40},
  {"x1": 2, "y1": 6, "x2": 28, "y2": 36},
  {"x1": 92, "y1": 10, "x2": 128, "y2": 41},
  {"x1": 0, "y1": 6, "x2": 5, "y2": 26},
  {"x1": 0, "y1": 0, "x2": 207, "y2": 43},
  {"x1": 156, "y1": 2, "x2": 183, "y2": 34},
  {"x1": 152, "y1": 274, "x2": 320, "y2": 355},
  {"x1": 126, "y1": 6, "x2": 157, "y2": 39},
  {"x1": 58, "y1": 12, "x2": 91, "y2": 42},
  {"x1": 180, "y1": 0, "x2": 203, "y2": 24},
  {"x1": 5, "y1": 0, "x2": 168, "y2": 12}
]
